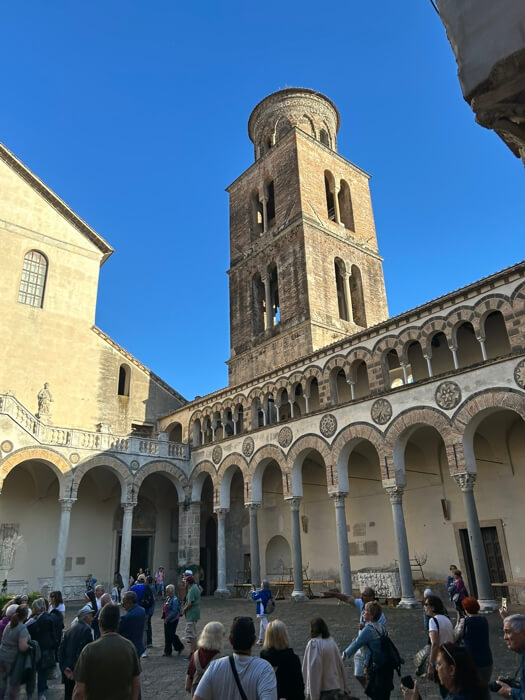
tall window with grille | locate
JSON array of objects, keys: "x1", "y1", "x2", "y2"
[{"x1": 18, "y1": 250, "x2": 48, "y2": 308}]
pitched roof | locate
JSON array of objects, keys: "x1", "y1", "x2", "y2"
[{"x1": 0, "y1": 143, "x2": 114, "y2": 264}]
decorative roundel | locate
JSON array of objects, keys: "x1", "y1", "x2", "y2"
[
  {"x1": 130, "y1": 460, "x2": 140, "y2": 471},
  {"x1": 320, "y1": 413, "x2": 337, "y2": 438},
  {"x1": 212, "y1": 446, "x2": 223, "y2": 464},
  {"x1": 435, "y1": 381, "x2": 462, "y2": 410},
  {"x1": 1, "y1": 440, "x2": 13, "y2": 453},
  {"x1": 242, "y1": 437, "x2": 254, "y2": 458},
  {"x1": 371, "y1": 398, "x2": 392, "y2": 425},
  {"x1": 514, "y1": 359, "x2": 525, "y2": 390},
  {"x1": 278, "y1": 426, "x2": 293, "y2": 448},
  {"x1": 69, "y1": 452, "x2": 80, "y2": 464}
]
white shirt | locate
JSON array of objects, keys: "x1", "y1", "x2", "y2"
[
  {"x1": 195, "y1": 653, "x2": 277, "y2": 700},
  {"x1": 429, "y1": 614, "x2": 455, "y2": 644}
]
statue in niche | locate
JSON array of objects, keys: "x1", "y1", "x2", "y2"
[
  {"x1": 37, "y1": 382, "x2": 53, "y2": 421},
  {"x1": 0, "y1": 525, "x2": 22, "y2": 570}
]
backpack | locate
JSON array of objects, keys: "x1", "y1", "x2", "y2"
[
  {"x1": 140, "y1": 586, "x2": 154, "y2": 610},
  {"x1": 372, "y1": 629, "x2": 404, "y2": 675},
  {"x1": 264, "y1": 596, "x2": 275, "y2": 615}
]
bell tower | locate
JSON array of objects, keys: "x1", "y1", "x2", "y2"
[{"x1": 227, "y1": 88, "x2": 388, "y2": 386}]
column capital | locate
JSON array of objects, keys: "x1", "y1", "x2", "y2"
[
  {"x1": 453, "y1": 472, "x2": 477, "y2": 492},
  {"x1": 329, "y1": 492, "x2": 347, "y2": 507},
  {"x1": 285, "y1": 496, "x2": 302, "y2": 511},
  {"x1": 245, "y1": 502, "x2": 261, "y2": 512},
  {"x1": 385, "y1": 485, "x2": 404, "y2": 504},
  {"x1": 121, "y1": 501, "x2": 137, "y2": 513},
  {"x1": 215, "y1": 508, "x2": 229, "y2": 518},
  {"x1": 58, "y1": 497, "x2": 76, "y2": 512}
]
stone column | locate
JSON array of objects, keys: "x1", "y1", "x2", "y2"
[
  {"x1": 331, "y1": 493, "x2": 352, "y2": 596},
  {"x1": 333, "y1": 185, "x2": 341, "y2": 224},
  {"x1": 54, "y1": 498, "x2": 76, "y2": 591},
  {"x1": 347, "y1": 379, "x2": 355, "y2": 401},
  {"x1": 262, "y1": 274, "x2": 273, "y2": 329},
  {"x1": 286, "y1": 497, "x2": 308, "y2": 601},
  {"x1": 289, "y1": 399, "x2": 295, "y2": 419},
  {"x1": 386, "y1": 486, "x2": 419, "y2": 608},
  {"x1": 424, "y1": 353, "x2": 433, "y2": 378},
  {"x1": 449, "y1": 344, "x2": 459, "y2": 369},
  {"x1": 304, "y1": 394, "x2": 310, "y2": 414},
  {"x1": 346, "y1": 274, "x2": 354, "y2": 323},
  {"x1": 246, "y1": 503, "x2": 261, "y2": 587},
  {"x1": 119, "y1": 501, "x2": 136, "y2": 592},
  {"x1": 477, "y1": 336, "x2": 488, "y2": 361},
  {"x1": 178, "y1": 501, "x2": 201, "y2": 571},
  {"x1": 453, "y1": 473, "x2": 498, "y2": 611},
  {"x1": 261, "y1": 195, "x2": 268, "y2": 234},
  {"x1": 275, "y1": 402, "x2": 281, "y2": 423},
  {"x1": 400, "y1": 361, "x2": 409, "y2": 384},
  {"x1": 214, "y1": 509, "x2": 231, "y2": 598}
]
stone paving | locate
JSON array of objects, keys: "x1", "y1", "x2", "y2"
[{"x1": 39, "y1": 596, "x2": 521, "y2": 700}]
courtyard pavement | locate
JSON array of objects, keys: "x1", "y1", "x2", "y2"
[{"x1": 39, "y1": 596, "x2": 520, "y2": 699}]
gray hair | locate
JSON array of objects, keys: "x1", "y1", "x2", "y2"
[
  {"x1": 198, "y1": 621, "x2": 225, "y2": 651},
  {"x1": 505, "y1": 614, "x2": 525, "y2": 634},
  {"x1": 32, "y1": 597, "x2": 46, "y2": 614},
  {"x1": 166, "y1": 584, "x2": 175, "y2": 595}
]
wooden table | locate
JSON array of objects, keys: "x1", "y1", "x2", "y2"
[
  {"x1": 228, "y1": 583, "x2": 254, "y2": 598},
  {"x1": 269, "y1": 579, "x2": 336, "y2": 599}
]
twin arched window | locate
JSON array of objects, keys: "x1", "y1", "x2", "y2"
[{"x1": 18, "y1": 250, "x2": 48, "y2": 308}]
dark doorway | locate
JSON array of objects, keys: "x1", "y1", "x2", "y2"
[
  {"x1": 201, "y1": 517, "x2": 217, "y2": 596},
  {"x1": 117, "y1": 535, "x2": 152, "y2": 581},
  {"x1": 459, "y1": 526, "x2": 507, "y2": 599}
]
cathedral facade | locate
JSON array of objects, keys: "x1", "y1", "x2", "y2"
[{"x1": 1, "y1": 89, "x2": 524, "y2": 606}]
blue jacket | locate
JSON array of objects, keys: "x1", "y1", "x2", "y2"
[
  {"x1": 251, "y1": 588, "x2": 272, "y2": 616},
  {"x1": 118, "y1": 604, "x2": 146, "y2": 656},
  {"x1": 164, "y1": 595, "x2": 180, "y2": 624},
  {"x1": 510, "y1": 651, "x2": 525, "y2": 700},
  {"x1": 343, "y1": 621, "x2": 386, "y2": 661}
]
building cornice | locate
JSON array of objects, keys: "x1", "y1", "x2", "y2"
[{"x1": 0, "y1": 143, "x2": 114, "y2": 265}]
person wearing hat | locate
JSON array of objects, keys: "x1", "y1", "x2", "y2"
[{"x1": 59, "y1": 604, "x2": 94, "y2": 700}]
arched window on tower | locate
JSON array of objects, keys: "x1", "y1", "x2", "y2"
[
  {"x1": 252, "y1": 273, "x2": 265, "y2": 335},
  {"x1": 18, "y1": 250, "x2": 48, "y2": 308},
  {"x1": 250, "y1": 191, "x2": 264, "y2": 239},
  {"x1": 338, "y1": 180, "x2": 355, "y2": 231},
  {"x1": 334, "y1": 259, "x2": 349, "y2": 321},
  {"x1": 324, "y1": 171, "x2": 336, "y2": 221},
  {"x1": 350, "y1": 265, "x2": 366, "y2": 327},
  {"x1": 118, "y1": 364, "x2": 130, "y2": 397},
  {"x1": 269, "y1": 264, "x2": 280, "y2": 325},
  {"x1": 265, "y1": 180, "x2": 275, "y2": 229},
  {"x1": 320, "y1": 129, "x2": 330, "y2": 147}
]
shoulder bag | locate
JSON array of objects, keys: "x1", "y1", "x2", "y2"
[{"x1": 229, "y1": 655, "x2": 248, "y2": 700}]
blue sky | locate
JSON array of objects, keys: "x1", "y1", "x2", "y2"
[{"x1": 2, "y1": 2, "x2": 523, "y2": 401}]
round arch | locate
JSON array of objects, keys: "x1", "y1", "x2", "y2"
[
  {"x1": 250, "y1": 445, "x2": 286, "y2": 502},
  {"x1": 133, "y1": 460, "x2": 187, "y2": 501},
  {"x1": 189, "y1": 460, "x2": 217, "y2": 502},
  {"x1": 0, "y1": 446, "x2": 70, "y2": 498},
  {"x1": 286, "y1": 435, "x2": 331, "y2": 498},
  {"x1": 332, "y1": 423, "x2": 386, "y2": 490},
  {"x1": 453, "y1": 389, "x2": 525, "y2": 471},
  {"x1": 69, "y1": 454, "x2": 132, "y2": 502}
]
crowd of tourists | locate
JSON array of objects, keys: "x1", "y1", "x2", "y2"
[{"x1": 0, "y1": 567, "x2": 524, "y2": 700}]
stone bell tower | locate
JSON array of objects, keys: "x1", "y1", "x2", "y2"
[{"x1": 226, "y1": 88, "x2": 389, "y2": 386}]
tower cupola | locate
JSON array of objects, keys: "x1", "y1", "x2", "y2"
[{"x1": 248, "y1": 88, "x2": 341, "y2": 160}]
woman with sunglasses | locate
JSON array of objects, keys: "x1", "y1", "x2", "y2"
[
  {"x1": 402, "y1": 642, "x2": 480, "y2": 700},
  {"x1": 424, "y1": 595, "x2": 455, "y2": 698}
]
